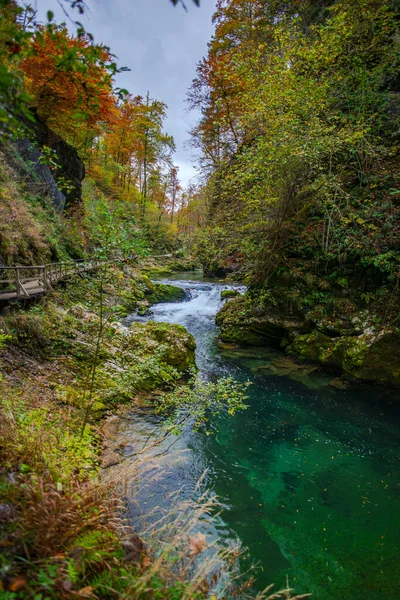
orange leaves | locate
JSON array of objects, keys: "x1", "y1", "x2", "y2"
[
  {"x1": 20, "y1": 25, "x2": 116, "y2": 140},
  {"x1": 8, "y1": 576, "x2": 27, "y2": 592}
]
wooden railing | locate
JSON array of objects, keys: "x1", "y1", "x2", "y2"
[{"x1": 0, "y1": 259, "x2": 106, "y2": 301}]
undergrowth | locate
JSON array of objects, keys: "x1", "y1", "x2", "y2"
[{"x1": 0, "y1": 146, "x2": 83, "y2": 266}]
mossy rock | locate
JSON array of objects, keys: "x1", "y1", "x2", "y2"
[
  {"x1": 221, "y1": 289, "x2": 240, "y2": 299},
  {"x1": 141, "y1": 263, "x2": 173, "y2": 276},
  {"x1": 127, "y1": 321, "x2": 196, "y2": 373},
  {"x1": 287, "y1": 329, "x2": 400, "y2": 387},
  {"x1": 287, "y1": 330, "x2": 336, "y2": 364},
  {"x1": 119, "y1": 288, "x2": 145, "y2": 312},
  {"x1": 115, "y1": 274, "x2": 158, "y2": 313},
  {"x1": 140, "y1": 274, "x2": 154, "y2": 291},
  {"x1": 148, "y1": 283, "x2": 186, "y2": 303},
  {"x1": 137, "y1": 303, "x2": 151, "y2": 316},
  {"x1": 286, "y1": 330, "x2": 364, "y2": 370},
  {"x1": 111, "y1": 304, "x2": 129, "y2": 318},
  {"x1": 347, "y1": 333, "x2": 400, "y2": 386},
  {"x1": 217, "y1": 325, "x2": 271, "y2": 346},
  {"x1": 216, "y1": 295, "x2": 307, "y2": 347}
]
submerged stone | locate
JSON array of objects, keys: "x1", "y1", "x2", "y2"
[{"x1": 217, "y1": 340, "x2": 240, "y2": 350}]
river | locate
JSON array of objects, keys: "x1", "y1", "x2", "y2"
[{"x1": 121, "y1": 273, "x2": 400, "y2": 599}]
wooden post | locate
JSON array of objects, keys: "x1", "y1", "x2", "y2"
[
  {"x1": 15, "y1": 268, "x2": 20, "y2": 299},
  {"x1": 43, "y1": 267, "x2": 48, "y2": 293},
  {"x1": 15, "y1": 269, "x2": 29, "y2": 298}
]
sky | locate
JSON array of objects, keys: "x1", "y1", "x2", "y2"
[{"x1": 35, "y1": 0, "x2": 217, "y2": 186}]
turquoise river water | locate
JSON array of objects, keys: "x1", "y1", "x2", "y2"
[{"x1": 123, "y1": 274, "x2": 400, "y2": 599}]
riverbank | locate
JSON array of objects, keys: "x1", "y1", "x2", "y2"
[
  {"x1": 3, "y1": 266, "x2": 398, "y2": 600},
  {"x1": 0, "y1": 262, "x2": 205, "y2": 598},
  {"x1": 215, "y1": 288, "x2": 400, "y2": 389}
]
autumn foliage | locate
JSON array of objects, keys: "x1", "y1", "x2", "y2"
[{"x1": 21, "y1": 25, "x2": 116, "y2": 141}]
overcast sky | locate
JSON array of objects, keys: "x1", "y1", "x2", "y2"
[{"x1": 35, "y1": 0, "x2": 217, "y2": 186}]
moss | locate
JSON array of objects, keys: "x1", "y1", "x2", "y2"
[
  {"x1": 216, "y1": 294, "x2": 305, "y2": 347},
  {"x1": 221, "y1": 289, "x2": 240, "y2": 299},
  {"x1": 119, "y1": 287, "x2": 145, "y2": 312},
  {"x1": 218, "y1": 325, "x2": 270, "y2": 346},
  {"x1": 137, "y1": 304, "x2": 151, "y2": 316},
  {"x1": 287, "y1": 330, "x2": 334, "y2": 363},
  {"x1": 141, "y1": 264, "x2": 173, "y2": 276},
  {"x1": 148, "y1": 283, "x2": 186, "y2": 303},
  {"x1": 287, "y1": 329, "x2": 400, "y2": 386},
  {"x1": 287, "y1": 330, "x2": 366, "y2": 370},
  {"x1": 116, "y1": 278, "x2": 185, "y2": 313},
  {"x1": 127, "y1": 321, "x2": 196, "y2": 373},
  {"x1": 347, "y1": 333, "x2": 400, "y2": 386},
  {"x1": 141, "y1": 274, "x2": 154, "y2": 291},
  {"x1": 110, "y1": 304, "x2": 129, "y2": 317}
]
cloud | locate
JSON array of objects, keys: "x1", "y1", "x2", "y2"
[{"x1": 35, "y1": 0, "x2": 217, "y2": 186}]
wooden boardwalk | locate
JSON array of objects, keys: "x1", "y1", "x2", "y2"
[{"x1": 0, "y1": 259, "x2": 105, "y2": 301}]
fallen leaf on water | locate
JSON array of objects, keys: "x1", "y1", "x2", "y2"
[{"x1": 188, "y1": 532, "x2": 207, "y2": 557}]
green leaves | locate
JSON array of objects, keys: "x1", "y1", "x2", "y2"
[
  {"x1": 153, "y1": 372, "x2": 250, "y2": 435},
  {"x1": 190, "y1": 0, "x2": 400, "y2": 295}
]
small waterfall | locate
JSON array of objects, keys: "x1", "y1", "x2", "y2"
[{"x1": 132, "y1": 279, "x2": 244, "y2": 372}]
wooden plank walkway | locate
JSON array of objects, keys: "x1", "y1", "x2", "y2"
[{"x1": 0, "y1": 259, "x2": 105, "y2": 301}]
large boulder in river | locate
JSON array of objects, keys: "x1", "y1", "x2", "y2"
[
  {"x1": 216, "y1": 295, "x2": 308, "y2": 346},
  {"x1": 146, "y1": 282, "x2": 186, "y2": 303},
  {"x1": 126, "y1": 321, "x2": 196, "y2": 373}
]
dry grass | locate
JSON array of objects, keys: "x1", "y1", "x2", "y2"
[
  {"x1": 10, "y1": 477, "x2": 120, "y2": 561},
  {"x1": 0, "y1": 150, "x2": 53, "y2": 265},
  {"x1": 0, "y1": 311, "x2": 49, "y2": 351}
]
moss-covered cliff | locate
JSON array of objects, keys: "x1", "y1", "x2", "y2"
[{"x1": 217, "y1": 287, "x2": 400, "y2": 388}]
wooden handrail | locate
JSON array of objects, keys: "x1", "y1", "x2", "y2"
[{"x1": 0, "y1": 259, "x2": 109, "y2": 301}]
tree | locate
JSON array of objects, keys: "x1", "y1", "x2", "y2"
[
  {"x1": 137, "y1": 92, "x2": 175, "y2": 218},
  {"x1": 189, "y1": 0, "x2": 400, "y2": 292},
  {"x1": 20, "y1": 25, "x2": 116, "y2": 145},
  {"x1": 168, "y1": 165, "x2": 181, "y2": 222}
]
